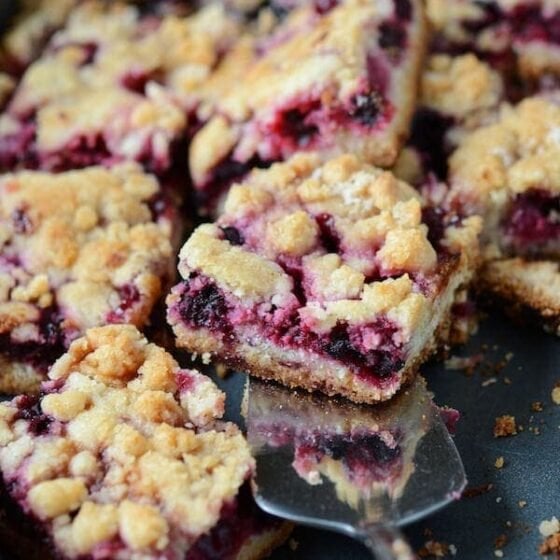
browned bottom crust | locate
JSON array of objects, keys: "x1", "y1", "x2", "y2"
[
  {"x1": 236, "y1": 521, "x2": 294, "y2": 560},
  {"x1": 479, "y1": 257, "x2": 560, "y2": 335}
]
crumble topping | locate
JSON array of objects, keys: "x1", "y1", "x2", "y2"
[
  {"x1": 0, "y1": 164, "x2": 172, "y2": 353},
  {"x1": 450, "y1": 97, "x2": 560, "y2": 203},
  {"x1": 421, "y1": 54, "x2": 504, "y2": 122},
  {"x1": 0, "y1": 325, "x2": 253, "y2": 558},
  {"x1": 189, "y1": 0, "x2": 427, "y2": 194},
  {"x1": 178, "y1": 154, "x2": 468, "y2": 325}
]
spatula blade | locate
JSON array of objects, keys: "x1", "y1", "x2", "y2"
[{"x1": 246, "y1": 376, "x2": 466, "y2": 542}]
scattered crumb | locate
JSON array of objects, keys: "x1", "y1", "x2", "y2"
[
  {"x1": 506, "y1": 521, "x2": 512, "y2": 528},
  {"x1": 540, "y1": 518, "x2": 560, "y2": 537},
  {"x1": 288, "y1": 538, "x2": 299, "y2": 551},
  {"x1": 496, "y1": 497, "x2": 503, "y2": 503},
  {"x1": 449, "y1": 544, "x2": 457, "y2": 556},
  {"x1": 482, "y1": 377, "x2": 497, "y2": 387},
  {"x1": 494, "y1": 550, "x2": 504, "y2": 558},
  {"x1": 505, "y1": 352, "x2": 514, "y2": 362},
  {"x1": 519, "y1": 501, "x2": 527, "y2": 509},
  {"x1": 532, "y1": 401, "x2": 544, "y2": 412},
  {"x1": 418, "y1": 540, "x2": 450, "y2": 558},
  {"x1": 503, "y1": 377, "x2": 512, "y2": 385},
  {"x1": 552, "y1": 385, "x2": 560, "y2": 405},
  {"x1": 494, "y1": 415, "x2": 517, "y2": 437},
  {"x1": 215, "y1": 363, "x2": 230, "y2": 379},
  {"x1": 495, "y1": 534, "x2": 507, "y2": 549},
  {"x1": 463, "y1": 483, "x2": 493, "y2": 498},
  {"x1": 444, "y1": 354, "x2": 483, "y2": 374},
  {"x1": 201, "y1": 352, "x2": 212, "y2": 365},
  {"x1": 539, "y1": 532, "x2": 560, "y2": 557},
  {"x1": 495, "y1": 457, "x2": 505, "y2": 469}
]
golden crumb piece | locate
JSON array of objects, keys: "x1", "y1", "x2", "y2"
[
  {"x1": 540, "y1": 533, "x2": 560, "y2": 556},
  {"x1": 495, "y1": 457, "x2": 505, "y2": 469},
  {"x1": 418, "y1": 540, "x2": 450, "y2": 558},
  {"x1": 552, "y1": 385, "x2": 560, "y2": 405},
  {"x1": 531, "y1": 401, "x2": 544, "y2": 412},
  {"x1": 494, "y1": 415, "x2": 517, "y2": 438}
]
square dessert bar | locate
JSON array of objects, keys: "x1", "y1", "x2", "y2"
[
  {"x1": 426, "y1": 0, "x2": 560, "y2": 81},
  {"x1": 167, "y1": 154, "x2": 481, "y2": 404},
  {"x1": 0, "y1": 325, "x2": 291, "y2": 560},
  {"x1": 0, "y1": 1, "x2": 243, "y2": 174},
  {"x1": 189, "y1": 0, "x2": 428, "y2": 214},
  {"x1": 447, "y1": 96, "x2": 560, "y2": 334},
  {"x1": 447, "y1": 96, "x2": 560, "y2": 261},
  {"x1": 0, "y1": 163, "x2": 173, "y2": 394}
]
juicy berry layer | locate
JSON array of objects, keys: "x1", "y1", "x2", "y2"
[
  {"x1": 0, "y1": 307, "x2": 65, "y2": 375},
  {"x1": 502, "y1": 189, "x2": 560, "y2": 256},
  {"x1": 198, "y1": 86, "x2": 395, "y2": 208},
  {"x1": 170, "y1": 274, "x2": 406, "y2": 387},
  {"x1": 186, "y1": 482, "x2": 284, "y2": 560}
]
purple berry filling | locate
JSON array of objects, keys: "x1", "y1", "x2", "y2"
[
  {"x1": 11, "y1": 207, "x2": 34, "y2": 235},
  {"x1": 13, "y1": 394, "x2": 53, "y2": 436},
  {"x1": 220, "y1": 226, "x2": 245, "y2": 246},
  {"x1": 172, "y1": 272, "x2": 406, "y2": 386},
  {"x1": 106, "y1": 284, "x2": 141, "y2": 324},
  {"x1": 315, "y1": 213, "x2": 341, "y2": 254},
  {"x1": 0, "y1": 115, "x2": 38, "y2": 172},
  {"x1": 186, "y1": 482, "x2": 282, "y2": 560},
  {"x1": 177, "y1": 278, "x2": 232, "y2": 333},
  {"x1": 296, "y1": 429, "x2": 401, "y2": 473},
  {"x1": 394, "y1": 0, "x2": 412, "y2": 21},
  {"x1": 502, "y1": 189, "x2": 560, "y2": 253},
  {"x1": 408, "y1": 108, "x2": 454, "y2": 181},
  {"x1": 0, "y1": 306, "x2": 66, "y2": 375}
]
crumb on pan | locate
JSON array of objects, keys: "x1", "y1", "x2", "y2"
[{"x1": 494, "y1": 415, "x2": 517, "y2": 438}]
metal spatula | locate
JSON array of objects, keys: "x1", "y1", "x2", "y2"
[{"x1": 246, "y1": 377, "x2": 466, "y2": 560}]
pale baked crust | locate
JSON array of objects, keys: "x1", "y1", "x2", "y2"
[
  {"x1": 479, "y1": 257, "x2": 560, "y2": 335},
  {"x1": 0, "y1": 164, "x2": 173, "y2": 392},
  {"x1": 168, "y1": 154, "x2": 481, "y2": 403},
  {"x1": 0, "y1": 325, "x2": 277, "y2": 559},
  {"x1": 189, "y1": 0, "x2": 427, "y2": 209}
]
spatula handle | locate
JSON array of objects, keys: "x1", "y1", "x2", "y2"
[{"x1": 362, "y1": 524, "x2": 415, "y2": 560}]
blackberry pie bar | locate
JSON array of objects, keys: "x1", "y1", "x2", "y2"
[
  {"x1": 189, "y1": 0, "x2": 428, "y2": 214},
  {"x1": 0, "y1": 1, "x2": 242, "y2": 175},
  {"x1": 167, "y1": 154, "x2": 480, "y2": 404},
  {"x1": 0, "y1": 164, "x2": 173, "y2": 393},
  {"x1": 0, "y1": 325, "x2": 291, "y2": 559},
  {"x1": 447, "y1": 96, "x2": 560, "y2": 332}
]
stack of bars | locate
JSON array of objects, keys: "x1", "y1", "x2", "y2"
[{"x1": 0, "y1": 0, "x2": 558, "y2": 558}]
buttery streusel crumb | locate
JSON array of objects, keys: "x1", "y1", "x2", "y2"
[
  {"x1": 0, "y1": 164, "x2": 173, "y2": 392},
  {"x1": 0, "y1": 325, "x2": 265, "y2": 559},
  {"x1": 494, "y1": 415, "x2": 517, "y2": 438}
]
